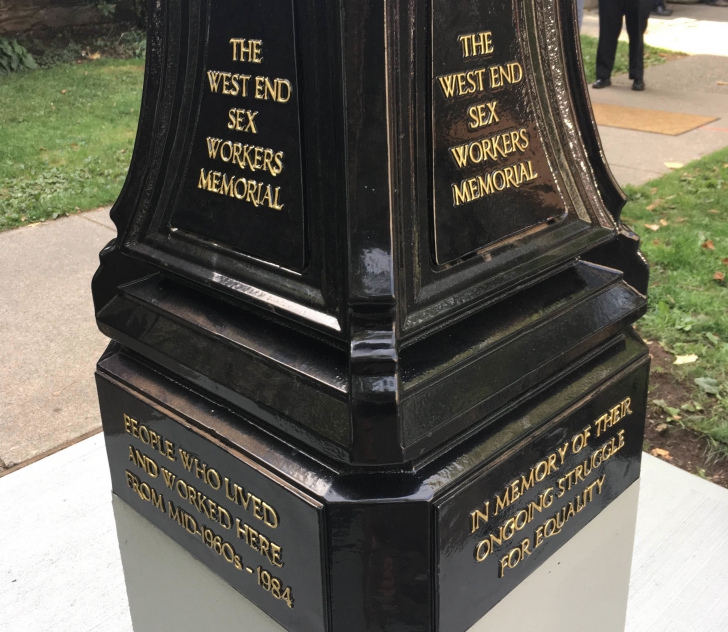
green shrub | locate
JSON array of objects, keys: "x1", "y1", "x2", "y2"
[{"x1": 0, "y1": 38, "x2": 37, "y2": 75}]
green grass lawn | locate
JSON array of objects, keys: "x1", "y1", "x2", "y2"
[
  {"x1": 580, "y1": 34, "x2": 677, "y2": 83},
  {"x1": 0, "y1": 58, "x2": 144, "y2": 230},
  {"x1": 621, "y1": 150, "x2": 728, "y2": 455}
]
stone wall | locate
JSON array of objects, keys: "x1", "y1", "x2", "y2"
[{"x1": 0, "y1": 0, "x2": 106, "y2": 34}]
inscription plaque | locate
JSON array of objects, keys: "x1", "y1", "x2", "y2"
[
  {"x1": 97, "y1": 366, "x2": 326, "y2": 632},
  {"x1": 436, "y1": 367, "x2": 646, "y2": 630},
  {"x1": 170, "y1": 0, "x2": 307, "y2": 270},
  {"x1": 432, "y1": 0, "x2": 566, "y2": 264}
]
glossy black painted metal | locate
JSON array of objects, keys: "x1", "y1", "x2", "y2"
[
  {"x1": 169, "y1": 0, "x2": 307, "y2": 270},
  {"x1": 93, "y1": 0, "x2": 653, "y2": 628},
  {"x1": 97, "y1": 330, "x2": 648, "y2": 632},
  {"x1": 93, "y1": 0, "x2": 648, "y2": 466}
]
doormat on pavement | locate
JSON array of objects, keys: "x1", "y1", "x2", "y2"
[{"x1": 592, "y1": 103, "x2": 717, "y2": 136}]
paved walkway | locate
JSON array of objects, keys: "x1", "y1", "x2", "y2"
[
  {"x1": 0, "y1": 209, "x2": 114, "y2": 474},
  {"x1": 2, "y1": 438, "x2": 726, "y2": 632}
]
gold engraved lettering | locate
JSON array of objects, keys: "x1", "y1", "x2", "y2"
[
  {"x1": 451, "y1": 159, "x2": 538, "y2": 206},
  {"x1": 497, "y1": 475, "x2": 606, "y2": 578},
  {"x1": 123, "y1": 414, "x2": 176, "y2": 462},
  {"x1": 256, "y1": 566, "x2": 294, "y2": 608},
  {"x1": 470, "y1": 501, "x2": 490, "y2": 533},
  {"x1": 593, "y1": 397, "x2": 633, "y2": 437},
  {"x1": 557, "y1": 430, "x2": 626, "y2": 497},
  {"x1": 230, "y1": 38, "x2": 263, "y2": 63},
  {"x1": 235, "y1": 519, "x2": 285, "y2": 568},
  {"x1": 205, "y1": 137, "x2": 284, "y2": 176},
  {"x1": 128, "y1": 445, "x2": 159, "y2": 478},
  {"x1": 125, "y1": 470, "x2": 165, "y2": 513},
  {"x1": 198, "y1": 169, "x2": 285, "y2": 211},
  {"x1": 253, "y1": 76, "x2": 292, "y2": 103},
  {"x1": 450, "y1": 127, "x2": 530, "y2": 169},
  {"x1": 437, "y1": 68, "x2": 488, "y2": 99},
  {"x1": 466, "y1": 101, "x2": 499, "y2": 131},
  {"x1": 227, "y1": 108, "x2": 259, "y2": 133},
  {"x1": 489, "y1": 62, "x2": 523, "y2": 89},
  {"x1": 458, "y1": 32, "x2": 494, "y2": 58}
]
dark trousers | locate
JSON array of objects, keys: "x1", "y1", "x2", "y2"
[{"x1": 596, "y1": 0, "x2": 652, "y2": 81}]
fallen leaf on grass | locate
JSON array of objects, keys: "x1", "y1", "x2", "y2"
[
  {"x1": 723, "y1": 258, "x2": 728, "y2": 266},
  {"x1": 676, "y1": 217, "x2": 687, "y2": 223},
  {"x1": 665, "y1": 162, "x2": 683, "y2": 170},
  {"x1": 715, "y1": 271, "x2": 725, "y2": 282},
  {"x1": 681, "y1": 401, "x2": 704, "y2": 412},
  {"x1": 651, "y1": 448, "x2": 673, "y2": 460},
  {"x1": 695, "y1": 377, "x2": 720, "y2": 395},
  {"x1": 653, "y1": 400, "x2": 681, "y2": 419},
  {"x1": 650, "y1": 187, "x2": 658, "y2": 195},
  {"x1": 660, "y1": 219, "x2": 669, "y2": 226},
  {"x1": 652, "y1": 239, "x2": 661, "y2": 246},
  {"x1": 701, "y1": 240, "x2": 715, "y2": 250},
  {"x1": 647, "y1": 199, "x2": 662, "y2": 211},
  {"x1": 70, "y1": 143, "x2": 79, "y2": 151},
  {"x1": 655, "y1": 423, "x2": 669, "y2": 433},
  {"x1": 645, "y1": 224, "x2": 661, "y2": 232},
  {"x1": 709, "y1": 209, "x2": 720, "y2": 214},
  {"x1": 61, "y1": 89, "x2": 67, "y2": 94},
  {"x1": 87, "y1": 51, "x2": 102, "y2": 60},
  {"x1": 674, "y1": 354, "x2": 698, "y2": 365}
]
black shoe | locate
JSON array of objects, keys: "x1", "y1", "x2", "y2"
[
  {"x1": 593, "y1": 78, "x2": 612, "y2": 89},
  {"x1": 652, "y1": 4, "x2": 673, "y2": 15},
  {"x1": 632, "y1": 79, "x2": 645, "y2": 91}
]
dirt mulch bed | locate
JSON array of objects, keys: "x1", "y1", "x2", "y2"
[{"x1": 643, "y1": 342, "x2": 728, "y2": 489}]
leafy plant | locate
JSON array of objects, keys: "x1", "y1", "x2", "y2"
[
  {"x1": 0, "y1": 38, "x2": 37, "y2": 75},
  {"x1": 94, "y1": 1, "x2": 117, "y2": 18},
  {"x1": 117, "y1": 30, "x2": 147, "y2": 59}
]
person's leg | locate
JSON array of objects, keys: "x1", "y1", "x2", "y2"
[
  {"x1": 652, "y1": 0, "x2": 673, "y2": 15},
  {"x1": 596, "y1": 0, "x2": 622, "y2": 81},
  {"x1": 625, "y1": 0, "x2": 651, "y2": 87}
]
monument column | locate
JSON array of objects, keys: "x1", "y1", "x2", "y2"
[{"x1": 93, "y1": 0, "x2": 649, "y2": 629}]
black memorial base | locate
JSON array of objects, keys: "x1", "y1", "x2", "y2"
[{"x1": 98, "y1": 329, "x2": 647, "y2": 632}]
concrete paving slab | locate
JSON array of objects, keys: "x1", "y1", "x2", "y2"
[
  {"x1": 596, "y1": 123, "x2": 728, "y2": 186},
  {"x1": 2, "y1": 438, "x2": 727, "y2": 632},
  {"x1": 589, "y1": 76, "x2": 728, "y2": 114},
  {"x1": 0, "y1": 433, "x2": 132, "y2": 632},
  {"x1": 80, "y1": 206, "x2": 115, "y2": 232},
  {"x1": 607, "y1": 163, "x2": 666, "y2": 187},
  {"x1": 0, "y1": 214, "x2": 114, "y2": 471},
  {"x1": 611, "y1": 54, "x2": 728, "y2": 96},
  {"x1": 626, "y1": 454, "x2": 728, "y2": 632},
  {"x1": 586, "y1": 56, "x2": 728, "y2": 186}
]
